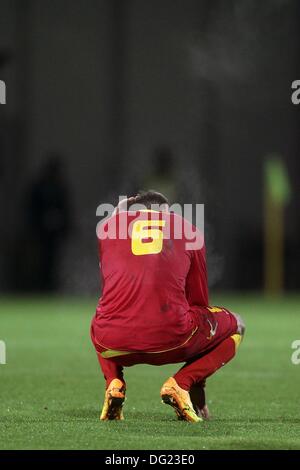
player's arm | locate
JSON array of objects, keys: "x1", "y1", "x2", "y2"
[{"x1": 185, "y1": 244, "x2": 209, "y2": 307}]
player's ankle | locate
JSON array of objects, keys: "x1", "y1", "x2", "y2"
[
  {"x1": 172, "y1": 376, "x2": 190, "y2": 392},
  {"x1": 106, "y1": 377, "x2": 125, "y2": 389}
]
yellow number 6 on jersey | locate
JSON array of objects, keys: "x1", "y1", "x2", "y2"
[{"x1": 131, "y1": 220, "x2": 166, "y2": 256}]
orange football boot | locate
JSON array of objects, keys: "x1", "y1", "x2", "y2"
[
  {"x1": 160, "y1": 377, "x2": 202, "y2": 423},
  {"x1": 100, "y1": 378, "x2": 126, "y2": 421}
]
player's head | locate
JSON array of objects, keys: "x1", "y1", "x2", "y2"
[{"x1": 129, "y1": 190, "x2": 169, "y2": 212}]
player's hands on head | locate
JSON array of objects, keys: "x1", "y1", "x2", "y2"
[{"x1": 113, "y1": 196, "x2": 136, "y2": 215}]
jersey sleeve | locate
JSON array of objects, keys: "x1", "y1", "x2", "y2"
[{"x1": 185, "y1": 245, "x2": 209, "y2": 307}]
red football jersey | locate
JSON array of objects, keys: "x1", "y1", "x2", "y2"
[{"x1": 92, "y1": 210, "x2": 208, "y2": 352}]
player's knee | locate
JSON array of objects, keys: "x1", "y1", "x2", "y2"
[{"x1": 233, "y1": 313, "x2": 246, "y2": 336}]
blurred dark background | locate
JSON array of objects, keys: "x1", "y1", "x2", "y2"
[{"x1": 0, "y1": 0, "x2": 299, "y2": 295}]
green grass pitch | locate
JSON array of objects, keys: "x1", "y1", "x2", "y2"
[{"x1": 0, "y1": 295, "x2": 300, "y2": 450}]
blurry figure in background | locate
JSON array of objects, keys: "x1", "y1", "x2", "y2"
[
  {"x1": 145, "y1": 146, "x2": 178, "y2": 203},
  {"x1": 26, "y1": 155, "x2": 71, "y2": 291}
]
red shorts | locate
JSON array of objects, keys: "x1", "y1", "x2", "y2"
[{"x1": 91, "y1": 306, "x2": 238, "y2": 367}]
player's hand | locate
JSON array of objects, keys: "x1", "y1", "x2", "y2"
[{"x1": 113, "y1": 196, "x2": 136, "y2": 215}]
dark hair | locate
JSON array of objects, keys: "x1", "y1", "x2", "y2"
[{"x1": 128, "y1": 190, "x2": 169, "y2": 210}]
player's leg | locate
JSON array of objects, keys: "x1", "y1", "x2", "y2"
[
  {"x1": 91, "y1": 322, "x2": 127, "y2": 420},
  {"x1": 161, "y1": 310, "x2": 245, "y2": 422},
  {"x1": 96, "y1": 351, "x2": 125, "y2": 388},
  {"x1": 160, "y1": 333, "x2": 242, "y2": 422},
  {"x1": 186, "y1": 313, "x2": 245, "y2": 418},
  {"x1": 175, "y1": 312, "x2": 245, "y2": 394},
  {"x1": 96, "y1": 352, "x2": 126, "y2": 421}
]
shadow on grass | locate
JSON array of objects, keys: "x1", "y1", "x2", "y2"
[{"x1": 62, "y1": 409, "x2": 176, "y2": 422}]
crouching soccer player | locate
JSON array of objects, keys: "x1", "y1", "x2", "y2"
[{"x1": 91, "y1": 191, "x2": 245, "y2": 422}]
